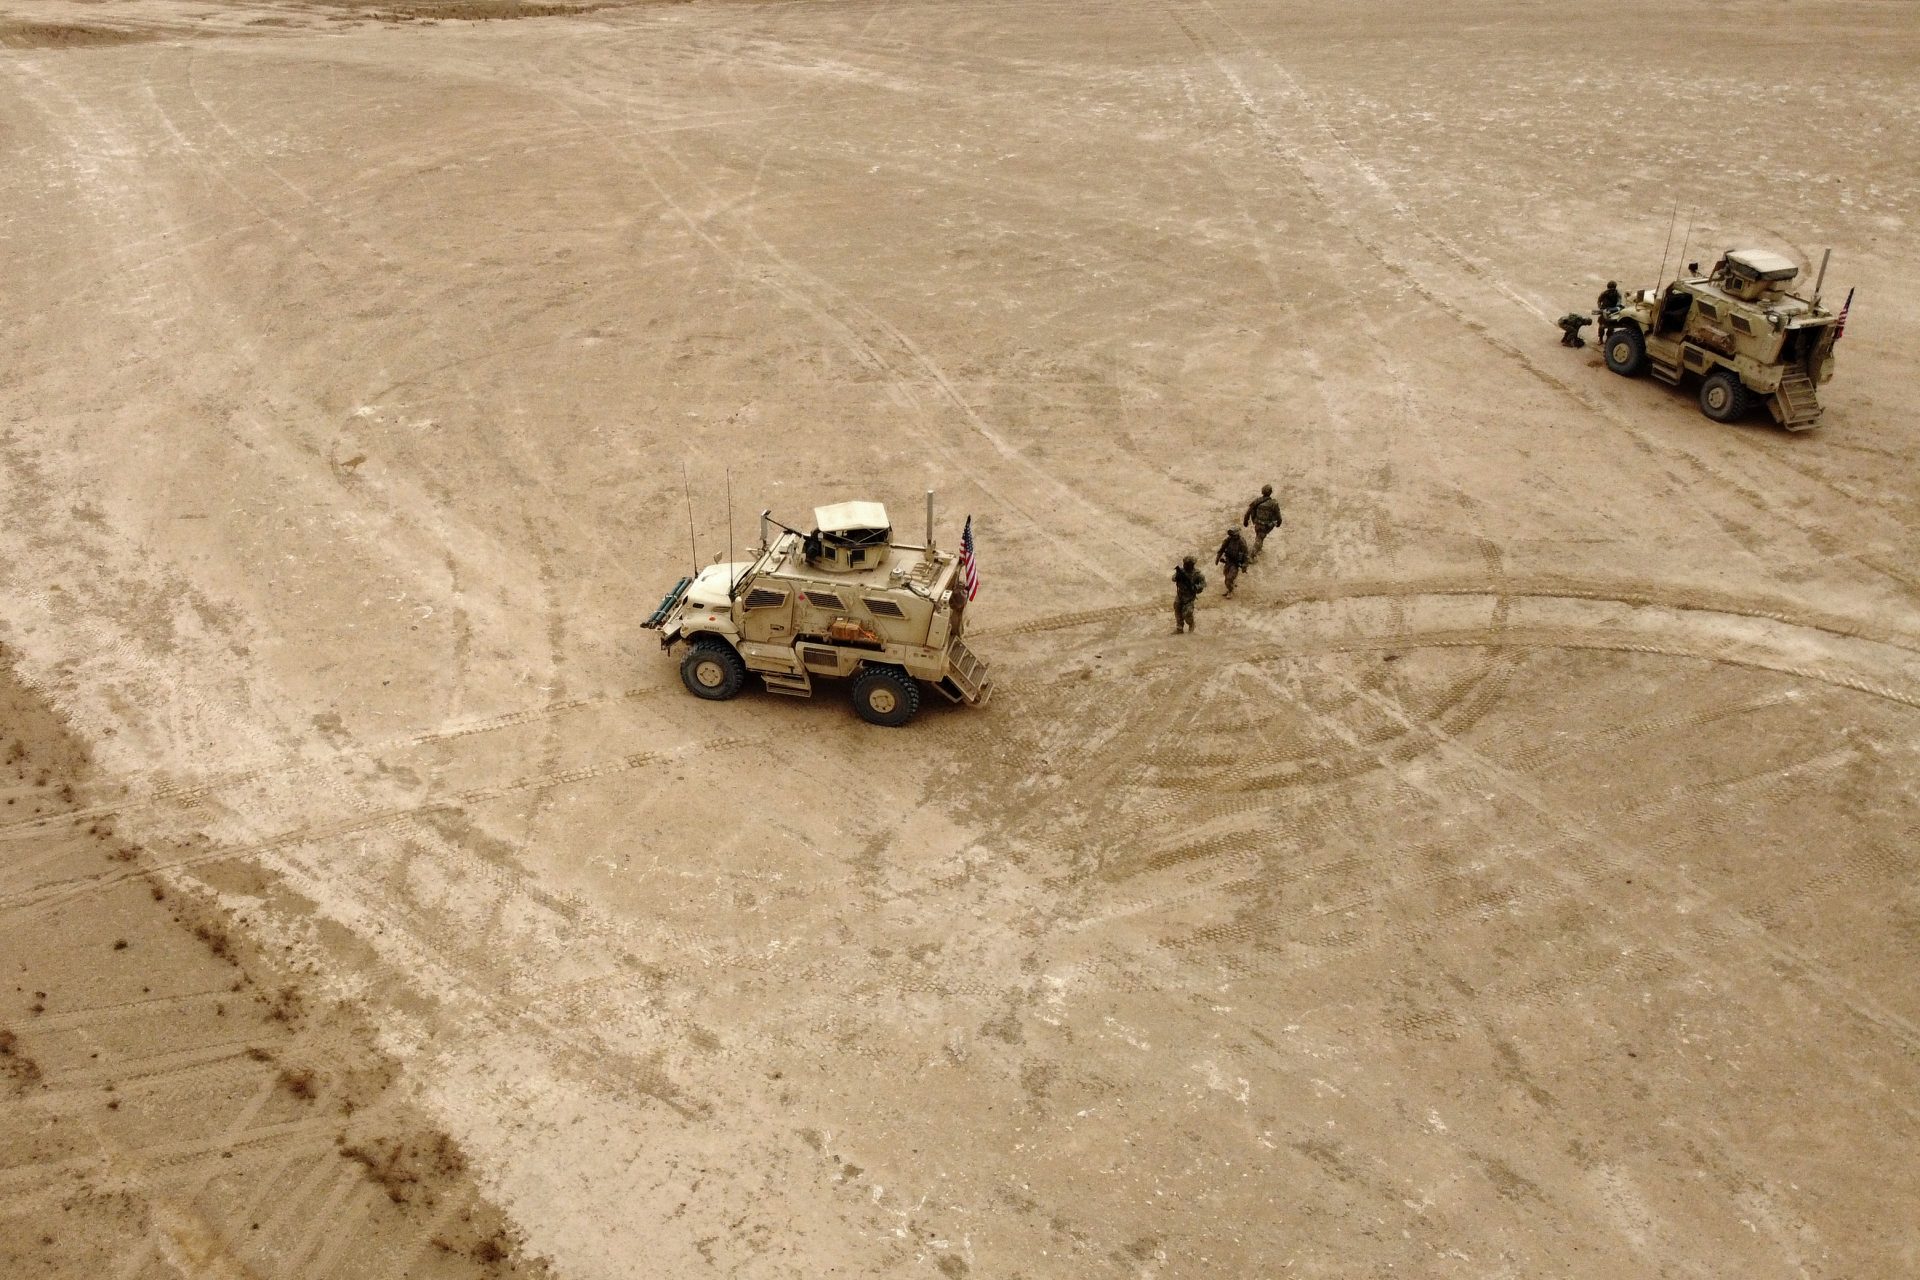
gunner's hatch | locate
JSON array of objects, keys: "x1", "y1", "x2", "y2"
[{"x1": 805, "y1": 501, "x2": 892, "y2": 573}]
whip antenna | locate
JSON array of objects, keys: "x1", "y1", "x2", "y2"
[
  {"x1": 682, "y1": 460, "x2": 698, "y2": 578},
  {"x1": 1654, "y1": 196, "x2": 1679, "y2": 287},
  {"x1": 726, "y1": 469, "x2": 739, "y2": 597}
]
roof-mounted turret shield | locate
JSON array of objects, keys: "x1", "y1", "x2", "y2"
[
  {"x1": 1726, "y1": 249, "x2": 1799, "y2": 282},
  {"x1": 807, "y1": 500, "x2": 893, "y2": 573},
  {"x1": 814, "y1": 501, "x2": 891, "y2": 543}
]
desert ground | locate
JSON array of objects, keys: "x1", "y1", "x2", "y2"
[{"x1": 3, "y1": 0, "x2": 1918, "y2": 1276}]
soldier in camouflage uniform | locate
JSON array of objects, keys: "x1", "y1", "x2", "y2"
[
  {"x1": 1594, "y1": 280, "x2": 1623, "y2": 342},
  {"x1": 1242, "y1": 485, "x2": 1283, "y2": 560},
  {"x1": 1172, "y1": 555, "x2": 1205, "y2": 634},
  {"x1": 1215, "y1": 527, "x2": 1249, "y2": 597}
]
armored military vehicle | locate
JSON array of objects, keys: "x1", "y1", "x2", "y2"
[
  {"x1": 1599, "y1": 249, "x2": 1841, "y2": 430},
  {"x1": 641, "y1": 498, "x2": 990, "y2": 727}
]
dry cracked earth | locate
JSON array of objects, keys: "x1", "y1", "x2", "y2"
[{"x1": 2, "y1": 0, "x2": 1918, "y2": 1277}]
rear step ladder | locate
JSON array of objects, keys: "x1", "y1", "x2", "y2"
[
  {"x1": 934, "y1": 638, "x2": 992, "y2": 705},
  {"x1": 1773, "y1": 370, "x2": 1822, "y2": 431}
]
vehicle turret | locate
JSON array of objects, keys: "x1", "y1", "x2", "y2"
[
  {"x1": 1714, "y1": 249, "x2": 1800, "y2": 302},
  {"x1": 803, "y1": 501, "x2": 892, "y2": 573}
]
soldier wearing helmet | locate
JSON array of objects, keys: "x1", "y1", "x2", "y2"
[
  {"x1": 1172, "y1": 555, "x2": 1206, "y2": 634},
  {"x1": 1215, "y1": 527, "x2": 1250, "y2": 597},
  {"x1": 1242, "y1": 485, "x2": 1283, "y2": 559},
  {"x1": 1596, "y1": 280, "x2": 1623, "y2": 339}
]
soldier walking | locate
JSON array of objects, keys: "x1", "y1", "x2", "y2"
[
  {"x1": 1215, "y1": 527, "x2": 1249, "y2": 597},
  {"x1": 1242, "y1": 485, "x2": 1283, "y2": 560},
  {"x1": 1172, "y1": 555, "x2": 1205, "y2": 634}
]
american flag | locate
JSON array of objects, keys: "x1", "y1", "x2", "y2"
[
  {"x1": 1833, "y1": 287, "x2": 1854, "y2": 341},
  {"x1": 957, "y1": 516, "x2": 981, "y2": 600}
]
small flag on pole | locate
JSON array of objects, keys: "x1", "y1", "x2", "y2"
[
  {"x1": 1833, "y1": 287, "x2": 1853, "y2": 341},
  {"x1": 958, "y1": 516, "x2": 981, "y2": 600}
]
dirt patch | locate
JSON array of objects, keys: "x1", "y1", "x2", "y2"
[
  {"x1": 338, "y1": 0, "x2": 658, "y2": 22},
  {"x1": 398, "y1": 1, "x2": 632, "y2": 17},
  {"x1": 0, "y1": 1028, "x2": 44, "y2": 1089},
  {"x1": 339, "y1": 1129, "x2": 469, "y2": 1204},
  {"x1": 0, "y1": 21, "x2": 163, "y2": 48},
  {"x1": 0, "y1": 646, "x2": 549, "y2": 1279}
]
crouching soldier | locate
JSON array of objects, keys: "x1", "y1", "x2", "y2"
[
  {"x1": 1557, "y1": 312, "x2": 1592, "y2": 348},
  {"x1": 1215, "y1": 527, "x2": 1250, "y2": 597},
  {"x1": 1172, "y1": 555, "x2": 1205, "y2": 634}
]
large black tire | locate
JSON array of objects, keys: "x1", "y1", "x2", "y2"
[
  {"x1": 851, "y1": 665, "x2": 920, "y2": 727},
  {"x1": 1699, "y1": 369, "x2": 1752, "y2": 423},
  {"x1": 1603, "y1": 326, "x2": 1647, "y2": 376},
  {"x1": 680, "y1": 640, "x2": 747, "y2": 701}
]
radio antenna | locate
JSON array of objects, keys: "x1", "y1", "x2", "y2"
[
  {"x1": 681, "y1": 460, "x2": 698, "y2": 578},
  {"x1": 1654, "y1": 196, "x2": 1679, "y2": 287},
  {"x1": 1676, "y1": 208, "x2": 1697, "y2": 279},
  {"x1": 725, "y1": 468, "x2": 739, "y2": 597}
]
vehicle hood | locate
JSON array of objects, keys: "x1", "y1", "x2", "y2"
[{"x1": 684, "y1": 561, "x2": 754, "y2": 609}]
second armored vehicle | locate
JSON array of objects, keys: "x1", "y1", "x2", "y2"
[
  {"x1": 642, "y1": 498, "x2": 990, "y2": 727},
  {"x1": 1600, "y1": 249, "x2": 1841, "y2": 430}
]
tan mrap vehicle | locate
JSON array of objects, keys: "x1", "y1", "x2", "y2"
[
  {"x1": 641, "y1": 499, "x2": 991, "y2": 727},
  {"x1": 1601, "y1": 249, "x2": 1839, "y2": 429}
]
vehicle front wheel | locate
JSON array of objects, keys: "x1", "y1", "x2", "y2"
[
  {"x1": 851, "y1": 666, "x2": 920, "y2": 727},
  {"x1": 680, "y1": 641, "x2": 747, "y2": 701},
  {"x1": 1603, "y1": 327, "x2": 1647, "y2": 376},
  {"x1": 1699, "y1": 369, "x2": 1752, "y2": 423}
]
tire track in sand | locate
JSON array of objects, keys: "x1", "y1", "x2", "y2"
[{"x1": 0, "y1": 736, "x2": 755, "y2": 916}]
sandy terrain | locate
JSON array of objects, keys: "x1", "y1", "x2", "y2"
[
  {"x1": 0, "y1": 653, "x2": 550, "y2": 1278},
  {"x1": 3, "y1": 0, "x2": 1918, "y2": 1276}
]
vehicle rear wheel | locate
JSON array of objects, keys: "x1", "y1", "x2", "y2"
[
  {"x1": 1603, "y1": 327, "x2": 1647, "y2": 376},
  {"x1": 851, "y1": 666, "x2": 920, "y2": 727},
  {"x1": 680, "y1": 641, "x2": 747, "y2": 701},
  {"x1": 1699, "y1": 369, "x2": 1752, "y2": 423}
]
